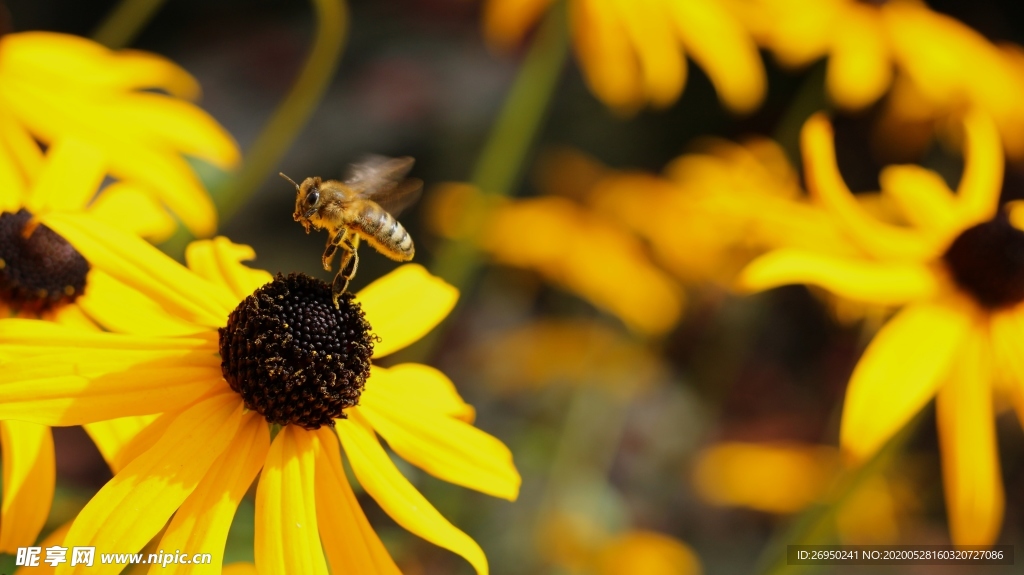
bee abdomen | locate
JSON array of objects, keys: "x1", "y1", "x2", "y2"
[{"x1": 356, "y1": 202, "x2": 414, "y2": 261}]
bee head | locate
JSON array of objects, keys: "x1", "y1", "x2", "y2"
[{"x1": 283, "y1": 174, "x2": 323, "y2": 233}]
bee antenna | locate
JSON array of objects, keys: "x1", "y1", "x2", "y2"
[{"x1": 279, "y1": 172, "x2": 300, "y2": 189}]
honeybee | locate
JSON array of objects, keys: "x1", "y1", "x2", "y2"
[{"x1": 282, "y1": 155, "x2": 422, "y2": 306}]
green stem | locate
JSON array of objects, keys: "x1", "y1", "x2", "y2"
[
  {"x1": 773, "y1": 61, "x2": 829, "y2": 167},
  {"x1": 91, "y1": 0, "x2": 168, "y2": 49},
  {"x1": 755, "y1": 409, "x2": 923, "y2": 575},
  {"x1": 430, "y1": 0, "x2": 569, "y2": 290},
  {"x1": 217, "y1": 0, "x2": 348, "y2": 224}
]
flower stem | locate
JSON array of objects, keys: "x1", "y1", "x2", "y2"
[
  {"x1": 754, "y1": 409, "x2": 923, "y2": 575},
  {"x1": 217, "y1": 0, "x2": 348, "y2": 224},
  {"x1": 91, "y1": 0, "x2": 168, "y2": 49},
  {"x1": 430, "y1": 0, "x2": 569, "y2": 290},
  {"x1": 773, "y1": 61, "x2": 829, "y2": 167}
]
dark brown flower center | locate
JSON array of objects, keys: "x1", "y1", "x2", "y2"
[
  {"x1": 943, "y1": 213, "x2": 1024, "y2": 309},
  {"x1": 0, "y1": 209, "x2": 89, "y2": 313},
  {"x1": 218, "y1": 273, "x2": 375, "y2": 429}
]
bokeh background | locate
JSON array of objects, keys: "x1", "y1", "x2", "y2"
[{"x1": 7, "y1": 0, "x2": 1024, "y2": 573}]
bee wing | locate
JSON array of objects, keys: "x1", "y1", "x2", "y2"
[
  {"x1": 371, "y1": 177, "x2": 423, "y2": 217},
  {"x1": 343, "y1": 155, "x2": 416, "y2": 198},
  {"x1": 344, "y1": 155, "x2": 422, "y2": 216}
]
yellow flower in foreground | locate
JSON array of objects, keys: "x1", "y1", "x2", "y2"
[
  {"x1": 483, "y1": 0, "x2": 765, "y2": 113},
  {"x1": 0, "y1": 32, "x2": 239, "y2": 235},
  {"x1": 0, "y1": 136, "x2": 199, "y2": 551},
  {"x1": 0, "y1": 221, "x2": 519, "y2": 574},
  {"x1": 740, "y1": 111, "x2": 1015, "y2": 544},
  {"x1": 730, "y1": 0, "x2": 1024, "y2": 156}
]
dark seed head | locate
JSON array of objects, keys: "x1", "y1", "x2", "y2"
[
  {"x1": 943, "y1": 213, "x2": 1024, "y2": 309},
  {"x1": 0, "y1": 209, "x2": 89, "y2": 313},
  {"x1": 218, "y1": 273, "x2": 375, "y2": 429}
]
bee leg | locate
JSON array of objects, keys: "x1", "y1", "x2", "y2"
[
  {"x1": 331, "y1": 236, "x2": 360, "y2": 307},
  {"x1": 322, "y1": 229, "x2": 348, "y2": 271}
]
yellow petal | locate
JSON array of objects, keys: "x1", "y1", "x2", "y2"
[
  {"x1": 60, "y1": 394, "x2": 242, "y2": 575},
  {"x1": 990, "y1": 308, "x2": 1024, "y2": 422},
  {"x1": 802, "y1": 114, "x2": 940, "y2": 261},
  {"x1": 25, "y1": 138, "x2": 106, "y2": 214},
  {"x1": 336, "y1": 413, "x2": 489, "y2": 575},
  {"x1": 0, "y1": 317, "x2": 214, "y2": 351},
  {"x1": 357, "y1": 264, "x2": 458, "y2": 358},
  {"x1": 878, "y1": 165, "x2": 959, "y2": 238},
  {"x1": 14, "y1": 519, "x2": 72, "y2": 575},
  {"x1": 185, "y1": 237, "x2": 273, "y2": 302},
  {"x1": 956, "y1": 110, "x2": 1003, "y2": 227},
  {"x1": 103, "y1": 93, "x2": 240, "y2": 169},
  {"x1": 41, "y1": 212, "x2": 236, "y2": 326},
  {"x1": 50, "y1": 303, "x2": 101, "y2": 331},
  {"x1": 738, "y1": 249, "x2": 939, "y2": 305},
  {"x1": 0, "y1": 32, "x2": 199, "y2": 99},
  {"x1": 936, "y1": 330, "x2": 1004, "y2": 545},
  {"x1": 0, "y1": 342, "x2": 222, "y2": 426},
  {"x1": 668, "y1": 0, "x2": 765, "y2": 113},
  {"x1": 825, "y1": 5, "x2": 891, "y2": 110},
  {"x1": 105, "y1": 410, "x2": 177, "y2": 474},
  {"x1": 0, "y1": 136, "x2": 26, "y2": 212},
  {"x1": 83, "y1": 415, "x2": 158, "y2": 473},
  {"x1": 610, "y1": 0, "x2": 685, "y2": 108},
  {"x1": 841, "y1": 299, "x2": 973, "y2": 461},
  {"x1": 571, "y1": 0, "x2": 644, "y2": 111},
  {"x1": 312, "y1": 428, "x2": 401, "y2": 575},
  {"x1": 358, "y1": 379, "x2": 520, "y2": 499},
  {"x1": 255, "y1": 427, "x2": 328, "y2": 575},
  {"x1": 367, "y1": 364, "x2": 475, "y2": 422},
  {"x1": 0, "y1": 110, "x2": 43, "y2": 190},
  {"x1": 483, "y1": 0, "x2": 554, "y2": 49},
  {"x1": 77, "y1": 270, "x2": 212, "y2": 337},
  {"x1": 222, "y1": 565, "x2": 258, "y2": 575},
  {"x1": 0, "y1": 81, "x2": 222, "y2": 237},
  {"x1": 159, "y1": 412, "x2": 269, "y2": 574},
  {"x1": 0, "y1": 420, "x2": 54, "y2": 552},
  {"x1": 87, "y1": 182, "x2": 178, "y2": 242}
]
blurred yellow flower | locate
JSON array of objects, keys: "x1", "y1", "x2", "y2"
[
  {"x1": 540, "y1": 143, "x2": 858, "y2": 286},
  {"x1": 740, "y1": 111, "x2": 1016, "y2": 544},
  {"x1": 428, "y1": 182, "x2": 683, "y2": 337},
  {"x1": 539, "y1": 510, "x2": 702, "y2": 575},
  {"x1": 0, "y1": 31, "x2": 240, "y2": 236},
  {"x1": 595, "y1": 531, "x2": 701, "y2": 575},
  {"x1": 0, "y1": 224, "x2": 519, "y2": 574},
  {"x1": 729, "y1": 0, "x2": 1024, "y2": 157},
  {"x1": 692, "y1": 441, "x2": 915, "y2": 544},
  {"x1": 483, "y1": 0, "x2": 765, "y2": 113},
  {"x1": 466, "y1": 319, "x2": 665, "y2": 395}
]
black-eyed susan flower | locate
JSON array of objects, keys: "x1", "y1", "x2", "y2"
[
  {"x1": 0, "y1": 220, "x2": 519, "y2": 574},
  {"x1": 0, "y1": 31, "x2": 239, "y2": 236},
  {"x1": 482, "y1": 0, "x2": 765, "y2": 113},
  {"x1": 740, "y1": 111, "x2": 1015, "y2": 544},
  {"x1": 0, "y1": 136, "x2": 206, "y2": 552}
]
